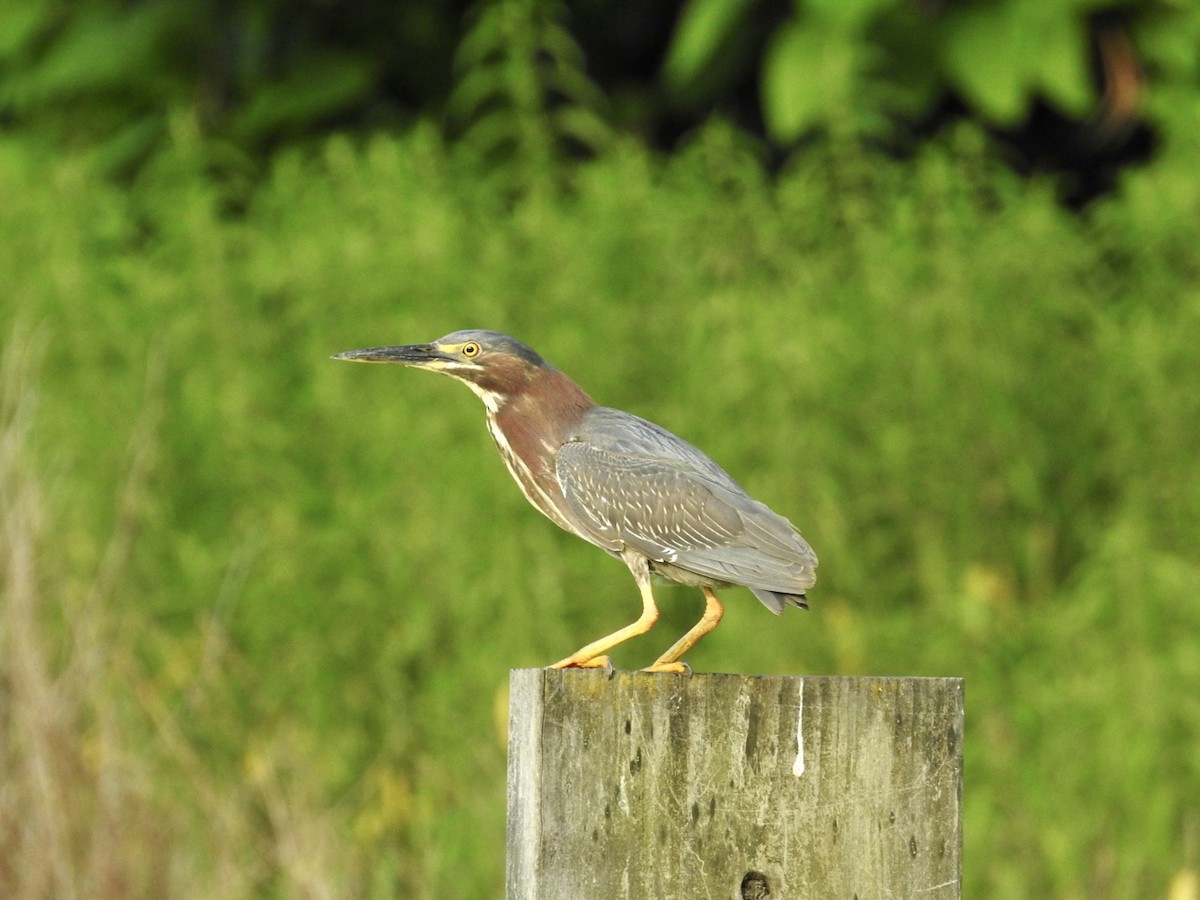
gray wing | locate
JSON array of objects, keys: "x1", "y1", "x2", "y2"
[
  {"x1": 555, "y1": 407, "x2": 817, "y2": 598},
  {"x1": 568, "y1": 407, "x2": 744, "y2": 491}
]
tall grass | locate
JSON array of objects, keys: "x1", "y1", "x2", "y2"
[
  {"x1": 0, "y1": 328, "x2": 168, "y2": 898},
  {"x1": 1, "y1": 121, "x2": 1198, "y2": 897},
  {"x1": 0, "y1": 331, "x2": 363, "y2": 898}
]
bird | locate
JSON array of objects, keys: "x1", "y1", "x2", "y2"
[{"x1": 333, "y1": 329, "x2": 817, "y2": 673}]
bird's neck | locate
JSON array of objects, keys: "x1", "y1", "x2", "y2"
[
  {"x1": 482, "y1": 370, "x2": 594, "y2": 533},
  {"x1": 488, "y1": 369, "x2": 594, "y2": 449},
  {"x1": 484, "y1": 370, "x2": 592, "y2": 485}
]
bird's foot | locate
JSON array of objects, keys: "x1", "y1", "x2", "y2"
[
  {"x1": 641, "y1": 660, "x2": 691, "y2": 675},
  {"x1": 549, "y1": 654, "x2": 614, "y2": 675}
]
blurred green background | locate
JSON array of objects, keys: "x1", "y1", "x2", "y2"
[{"x1": 2, "y1": 1, "x2": 1199, "y2": 898}]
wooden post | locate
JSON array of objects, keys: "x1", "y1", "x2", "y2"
[{"x1": 507, "y1": 670, "x2": 962, "y2": 899}]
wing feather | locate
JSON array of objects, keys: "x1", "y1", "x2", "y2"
[{"x1": 555, "y1": 407, "x2": 816, "y2": 595}]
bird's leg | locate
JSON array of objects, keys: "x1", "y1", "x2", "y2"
[
  {"x1": 642, "y1": 587, "x2": 724, "y2": 674},
  {"x1": 550, "y1": 553, "x2": 659, "y2": 670}
]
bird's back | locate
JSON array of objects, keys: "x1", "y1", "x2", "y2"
[{"x1": 556, "y1": 406, "x2": 817, "y2": 612}]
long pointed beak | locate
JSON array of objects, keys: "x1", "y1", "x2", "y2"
[{"x1": 331, "y1": 344, "x2": 451, "y2": 365}]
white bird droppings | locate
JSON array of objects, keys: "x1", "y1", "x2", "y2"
[{"x1": 792, "y1": 678, "x2": 806, "y2": 777}]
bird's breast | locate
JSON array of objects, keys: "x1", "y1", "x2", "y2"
[{"x1": 485, "y1": 412, "x2": 583, "y2": 539}]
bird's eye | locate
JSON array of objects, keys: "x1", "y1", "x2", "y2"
[{"x1": 462, "y1": 342, "x2": 481, "y2": 358}]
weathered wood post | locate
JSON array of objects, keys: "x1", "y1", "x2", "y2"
[{"x1": 507, "y1": 670, "x2": 962, "y2": 899}]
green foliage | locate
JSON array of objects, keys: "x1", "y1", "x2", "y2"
[
  {"x1": 0, "y1": 0, "x2": 447, "y2": 171},
  {"x1": 662, "y1": 0, "x2": 759, "y2": 106},
  {"x1": 0, "y1": 0, "x2": 608, "y2": 180},
  {"x1": 938, "y1": 0, "x2": 1095, "y2": 123},
  {"x1": 447, "y1": 0, "x2": 610, "y2": 195},
  {"x1": 666, "y1": 0, "x2": 1200, "y2": 141},
  {"x1": 3, "y1": 0, "x2": 1196, "y2": 199},
  {"x1": 0, "y1": 0, "x2": 192, "y2": 168},
  {"x1": 2, "y1": 119, "x2": 1200, "y2": 897}
]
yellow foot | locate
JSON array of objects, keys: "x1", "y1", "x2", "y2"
[
  {"x1": 550, "y1": 654, "x2": 612, "y2": 673},
  {"x1": 641, "y1": 660, "x2": 691, "y2": 675}
]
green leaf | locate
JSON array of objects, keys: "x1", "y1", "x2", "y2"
[
  {"x1": 664, "y1": 0, "x2": 756, "y2": 91},
  {"x1": 807, "y1": 0, "x2": 892, "y2": 31},
  {"x1": 445, "y1": 66, "x2": 505, "y2": 126},
  {"x1": 453, "y1": 5, "x2": 506, "y2": 73},
  {"x1": 762, "y1": 19, "x2": 860, "y2": 141},
  {"x1": 940, "y1": 4, "x2": 1029, "y2": 125},
  {"x1": 941, "y1": 0, "x2": 1096, "y2": 125},
  {"x1": 229, "y1": 55, "x2": 376, "y2": 142},
  {"x1": 0, "y1": 3, "x2": 189, "y2": 111},
  {"x1": 542, "y1": 21, "x2": 588, "y2": 71},
  {"x1": 1134, "y1": 5, "x2": 1200, "y2": 80},
  {"x1": 456, "y1": 107, "x2": 520, "y2": 157},
  {"x1": 1034, "y1": 13, "x2": 1093, "y2": 117},
  {"x1": 551, "y1": 106, "x2": 612, "y2": 153},
  {"x1": 0, "y1": 0, "x2": 51, "y2": 61}
]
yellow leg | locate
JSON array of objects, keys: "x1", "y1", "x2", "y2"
[
  {"x1": 551, "y1": 554, "x2": 659, "y2": 670},
  {"x1": 642, "y1": 587, "x2": 724, "y2": 674}
]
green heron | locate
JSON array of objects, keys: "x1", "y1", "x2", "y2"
[{"x1": 333, "y1": 329, "x2": 817, "y2": 673}]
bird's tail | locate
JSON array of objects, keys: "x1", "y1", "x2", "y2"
[{"x1": 750, "y1": 589, "x2": 809, "y2": 614}]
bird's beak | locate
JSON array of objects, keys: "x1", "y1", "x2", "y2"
[{"x1": 331, "y1": 344, "x2": 453, "y2": 366}]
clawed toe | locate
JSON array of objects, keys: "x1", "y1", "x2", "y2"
[
  {"x1": 550, "y1": 654, "x2": 613, "y2": 672},
  {"x1": 641, "y1": 660, "x2": 691, "y2": 675}
]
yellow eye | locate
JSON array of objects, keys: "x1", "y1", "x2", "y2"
[{"x1": 462, "y1": 341, "x2": 481, "y2": 358}]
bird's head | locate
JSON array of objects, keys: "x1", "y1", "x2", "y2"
[{"x1": 333, "y1": 329, "x2": 554, "y2": 411}]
